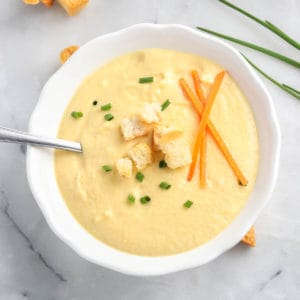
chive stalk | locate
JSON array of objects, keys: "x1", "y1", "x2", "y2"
[
  {"x1": 159, "y1": 182, "x2": 171, "y2": 190},
  {"x1": 218, "y1": 0, "x2": 300, "y2": 50},
  {"x1": 104, "y1": 113, "x2": 114, "y2": 121},
  {"x1": 102, "y1": 165, "x2": 112, "y2": 172},
  {"x1": 196, "y1": 27, "x2": 300, "y2": 69},
  {"x1": 128, "y1": 194, "x2": 135, "y2": 203},
  {"x1": 140, "y1": 195, "x2": 151, "y2": 204},
  {"x1": 71, "y1": 111, "x2": 83, "y2": 119},
  {"x1": 161, "y1": 99, "x2": 171, "y2": 111},
  {"x1": 139, "y1": 77, "x2": 154, "y2": 84},
  {"x1": 242, "y1": 55, "x2": 300, "y2": 100},
  {"x1": 159, "y1": 160, "x2": 167, "y2": 168},
  {"x1": 184, "y1": 200, "x2": 193, "y2": 208},
  {"x1": 135, "y1": 172, "x2": 145, "y2": 182},
  {"x1": 101, "y1": 103, "x2": 112, "y2": 111}
]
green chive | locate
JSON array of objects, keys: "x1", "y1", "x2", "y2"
[
  {"x1": 104, "y1": 113, "x2": 114, "y2": 121},
  {"x1": 101, "y1": 103, "x2": 112, "y2": 111},
  {"x1": 218, "y1": 0, "x2": 300, "y2": 50},
  {"x1": 127, "y1": 194, "x2": 135, "y2": 203},
  {"x1": 282, "y1": 84, "x2": 300, "y2": 95},
  {"x1": 159, "y1": 182, "x2": 171, "y2": 190},
  {"x1": 159, "y1": 160, "x2": 167, "y2": 168},
  {"x1": 242, "y1": 55, "x2": 300, "y2": 100},
  {"x1": 184, "y1": 200, "x2": 193, "y2": 208},
  {"x1": 71, "y1": 111, "x2": 83, "y2": 119},
  {"x1": 161, "y1": 99, "x2": 171, "y2": 111},
  {"x1": 140, "y1": 195, "x2": 151, "y2": 204},
  {"x1": 196, "y1": 27, "x2": 300, "y2": 69},
  {"x1": 135, "y1": 171, "x2": 144, "y2": 182},
  {"x1": 93, "y1": 100, "x2": 98, "y2": 106},
  {"x1": 102, "y1": 165, "x2": 112, "y2": 172},
  {"x1": 139, "y1": 77, "x2": 153, "y2": 84}
]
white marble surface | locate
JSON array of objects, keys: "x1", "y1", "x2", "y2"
[{"x1": 0, "y1": 1, "x2": 300, "y2": 299}]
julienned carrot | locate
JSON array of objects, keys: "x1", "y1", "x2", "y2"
[
  {"x1": 188, "y1": 71, "x2": 225, "y2": 182},
  {"x1": 191, "y1": 70, "x2": 206, "y2": 105},
  {"x1": 199, "y1": 130, "x2": 207, "y2": 188},
  {"x1": 179, "y1": 78, "x2": 204, "y2": 113},
  {"x1": 179, "y1": 76, "x2": 248, "y2": 186}
]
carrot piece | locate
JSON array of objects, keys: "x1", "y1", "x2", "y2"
[
  {"x1": 179, "y1": 76, "x2": 248, "y2": 186},
  {"x1": 187, "y1": 127, "x2": 202, "y2": 181},
  {"x1": 199, "y1": 130, "x2": 207, "y2": 188},
  {"x1": 191, "y1": 70, "x2": 206, "y2": 105},
  {"x1": 179, "y1": 78, "x2": 204, "y2": 114},
  {"x1": 190, "y1": 71, "x2": 225, "y2": 182}
]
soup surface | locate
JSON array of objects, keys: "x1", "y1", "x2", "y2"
[{"x1": 55, "y1": 48, "x2": 259, "y2": 256}]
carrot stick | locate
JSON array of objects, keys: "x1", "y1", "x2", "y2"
[
  {"x1": 179, "y1": 76, "x2": 248, "y2": 186},
  {"x1": 196, "y1": 71, "x2": 226, "y2": 184},
  {"x1": 191, "y1": 70, "x2": 206, "y2": 105},
  {"x1": 179, "y1": 78, "x2": 204, "y2": 113},
  {"x1": 199, "y1": 130, "x2": 207, "y2": 188}
]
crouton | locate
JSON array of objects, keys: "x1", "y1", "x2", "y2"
[
  {"x1": 162, "y1": 138, "x2": 192, "y2": 169},
  {"x1": 116, "y1": 157, "x2": 133, "y2": 178},
  {"x1": 120, "y1": 117, "x2": 151, "y2": 141},
  {"x1": 23, "y1": 0, "x2": 39, "y2": 4},
  {"x1": 60, "y1": 45, "x2": 79, "y2": 64},
  {"x1": 140, "y1": 103, "x2": 161, "y2": 124},
  {"x1": 153, "y1": 125, "x2": 183, "y2": 149},
  {"x1": 57, "y1": 0, "x2": 89, "y2": 16},
  {"x1": 129, "y1": 143, "x2": 152, "y2": 170},
  {"x1": 41, "y1": 0, "x2": 54, "y2": 7},
  {"x1": 241, "y1": 227, "x2": 256, "y2": 247}
]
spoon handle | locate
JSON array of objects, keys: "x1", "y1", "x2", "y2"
[{"x1": 0, "y1": 126, "x2": 82, "y2": 153}]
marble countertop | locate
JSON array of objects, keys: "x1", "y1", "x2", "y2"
[{"x1": 0, "y1": 1, "x2": 300, "y2": 299}]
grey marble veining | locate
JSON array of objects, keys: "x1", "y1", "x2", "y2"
[{"x1": 0, "y1": 1, "x2": 300, "y2": 299}]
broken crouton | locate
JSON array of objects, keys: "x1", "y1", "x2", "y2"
[
  {"x1": 140, "y1": 103, "x2": 161, "y2": 124},
  {"x1": 23, "y1": 0, "x2": 39, "y2": 4},
  {"x1": 129, "y1": 143, "x2": 152, "y2": 170},
  {"x1": 241, "y1": 227, "x2": 256, "y2": 247},
  {"x1": 60, "y1": 45, "x2": 79, "y2": 64},
  {"x1": 162, "y1": 138, "x2": 192, "y2": 169},
  {"x1": 116, "y1": 158, "x2": 133, "y2": 178},
  {"x1": 41, "y1": 0, "x2": 54, "y2": 7},
  {"x1": 57, "y1": 0, "x2": 89, "y2": 16},
  {"x1": 120, "y1": 117, "x2": 151, "y2": 141},
  {"x1": 153, "y1": 125, "x2": 183, "y2": 149}
]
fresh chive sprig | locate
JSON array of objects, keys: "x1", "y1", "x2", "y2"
[
  {"x1": 242, "y1": 55, "x2": 300, "y2": 100},
  {"x1": 218, "y1": 0, "x2": 300, "y2": 50},
  {"x1": 197, "y1": 27, "x2": 300, "y2": 69}
]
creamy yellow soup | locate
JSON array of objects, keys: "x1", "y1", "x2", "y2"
[{"x1": 55, "y1": 48, "x2": 259, "y2": 256}]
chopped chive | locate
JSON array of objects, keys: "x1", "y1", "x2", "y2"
[
  {"x1": 184, "y1": 200, "x2": 193, "y2": 208},
  {"x1": 135, "y1": 171, "x2": 144, "y2": 182},
  {"x1": 139, "y1": 76, "x2": 153, "y2": 84},
  {"x1": 127, "y1": 194, "x2": 135, "y2": 203},
  {"x1": 93, "y1": 100, "x2": 98, "y2": 106},
  {"x1": 101, "y1": 103, "x2": 112, "y2": 111},
  {"x1": 71, "y1": 111, "x2": 83, "y2": 119},
  {"x1": 159, "y1": 160, "x2": 167, "y2": 168},
  {"x1": 161, "y1": 99, "x2": 171, "y2": 111},
  {"x1": 102, "y1": 165, "x2": 112, "y2": 172},
  {"x1": 218, "y1": 0, "x2": 300, "y2": 50},
  {"x1": 196, "y1": 27, "x2": 300, "y2": 69},
  {"x1": 140, "y1": 195, "x2": 151, "y2": 204},
  {"x1": 104, "y1": 113, "x2": 114, "y2": 121},
  {"x1": 159, "y1": 182, "x2": 171, "y2": 190}
]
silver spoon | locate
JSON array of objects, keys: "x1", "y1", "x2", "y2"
[{"x1": 0, "y1": 126, "x2": 82, "y2": 153}]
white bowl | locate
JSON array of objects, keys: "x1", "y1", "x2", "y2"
[{"x1": 27, "y1": 24, "x2": 280, "y2": 276}]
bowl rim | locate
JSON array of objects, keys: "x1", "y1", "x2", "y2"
[{"x1": 26, "y1": 23, "x2": 281, "y2": 276}]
